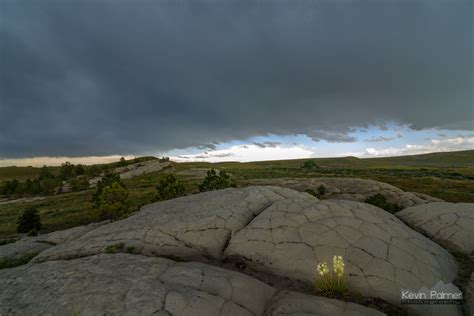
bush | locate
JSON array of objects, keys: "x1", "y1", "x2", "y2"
[
  {"x1": 27, "y1": 229, "x2": 38, "y2": 237},
  {"x1": 305, "y1": 185, "x2": 327, "y2": 199},
  {"x1": 59, "y1": 162, "x2": 76, "y2": 180},
  {"x1": 317, "y1": 185, "x2": 327, "y2": 197},
  {"x1": 314, "y1": 255, "x2": 347, "y2": 298},
  {"x1": 155, "y1": 174, "x2": 186, "y2": 201},
  {"x1": 199, "y1": 169, "x2": 236, "y2": 192},
  {"x1": 93, "y1": 171, "x2": 124, "y2": 207},
  {"x1": 98, "y1": 182, "x2": 129, "y2": 221},
  {"x1": 17, "y1": 207, "x2": 42, "y2": 234},
  {"x1": 69, "y1": 177, "x2": 90, "y2": 191},
  {"x1": 118, "y1": 157, "x2": 127, "y2": 167},
  {"x1": 301, "y1": 160, "x2": 320, "y2": 170},
  {"x1": 75, "y1": 164, "x2": 85, "y2": 176},
  {"x1": 364, "y1": 194, "x2": 402, "y2": 214}
]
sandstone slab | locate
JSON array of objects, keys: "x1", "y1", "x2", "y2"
[
  {"x1": 0, "y1": 222, "x2": 104, "y2": 268},
  {"x1": 33, "y1": 186, "x2": 316, "y2": 263},
  {"x1": 396, "y1": 202, "x2": 474, "y2": 254},
  {"x1": 246, "y1": 177, "x2": 442, "y2": 209},
  {"x1": 0, "y1": 253, "x2": 275, "y2": 315},
  {"x1": 225, "y1": 198, "x2": 459, "y2": 315}
]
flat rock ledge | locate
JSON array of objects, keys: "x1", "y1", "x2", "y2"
[
  {"x1": 0, "y1": 253, "x2": 384, "y2": 316},
  {"x1": 396, "y1": 202, "x2": 474, "y2": 255},
  {"x1": 225, "y1": 198, "x2": 460, "y2": 315},
  {"x1": 246, "y1": 177, "x2": 442, "y2": 209},
  {"x1": 0, "y1": 222, "x2": 105, "y2": 267},
  {"x1": 32, "y1": 186, "x2": 314, "y2": 263}
]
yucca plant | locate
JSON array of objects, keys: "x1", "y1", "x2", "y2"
[{"x1": 314, "y1": 255, "x2": 348, "y2": 298}]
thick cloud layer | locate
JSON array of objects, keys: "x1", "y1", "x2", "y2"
[{"x1": 1, "y1": 0, "x2": 472, "y2": 158}]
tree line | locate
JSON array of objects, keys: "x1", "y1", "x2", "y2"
[{"x1": 0, "y1": 162, "x2": 103, "y2": 197}]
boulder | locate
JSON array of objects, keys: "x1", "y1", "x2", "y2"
[
  {"x1": 396, "y1": 202, "x2": 474, "y2": 254},
  {"x1": 33, "y1": 186, "x2": 316, "y2": 263},
  {"x1": 0, "y1": 253, "x2": 275, "y2": 315},
  {"x1": 225, "y1": 198, "x2": 459, "y2": 315},
  {"x1": 0, "y1": 253, "x2": 388, "y2": 316},
  {"x1": 245, "y1": 177, "x2": 442, "y2": 209}
]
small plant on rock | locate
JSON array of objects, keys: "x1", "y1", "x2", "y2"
[
  {"x1": 199, "y1": 169, "x2": 236, "y2": 192},
  {"x1": 314, "y1": 255, "x2": 347, "y2": 298},
  {"x1": 17, "y1": 207, "x2": 42, "y2": 234},
  {"x1": 104, "y1": 242, "x2": 125, "y2": 253},
  {"x1": 155, "y1": 174, "x2": 186, "y2": 201}
]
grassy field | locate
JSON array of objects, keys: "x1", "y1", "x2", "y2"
[{"x1": 0, "y1": 150, "x2": 472, "y2": 239}]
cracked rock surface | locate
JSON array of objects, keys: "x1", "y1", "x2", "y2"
[
  {"x1": 265, "y1": 290, "x2": 384, "y2": 316},
  {"x1": 225, "y1": 198, "x2": 459, "y2": 315},
  {"x1": 0, "y1": 253, "x2": 275, "y2": 315},
  {"x1": 33, "y1": 186, "x2": 315, "y2": 263},
  {"x1": 246, "y1": 177, "x2": 442, "y2": 208},
  {"x1": 0, "y1": 253, "x2": 386, "y2": 316},
  {"x1": 1, "y1": 186, "x2": 467, "y2": 315},
  {"x1": 396, "y1": 202, "x2": 474, "y2": 254},
  {"x1": 0, "y1": 222, "x2": 104, "y2": 265}
]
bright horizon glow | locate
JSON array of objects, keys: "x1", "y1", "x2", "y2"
[{"x1": 1, "y1": 126, "x2": 473, "y2": 167}]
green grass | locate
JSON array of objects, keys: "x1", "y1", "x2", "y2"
[{"x1": 0, "y1": 150, "x2": 472, "y2": 239}]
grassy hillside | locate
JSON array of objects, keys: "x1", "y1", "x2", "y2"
[
  {"x1": 0, "y1": 166, "x2": 60, "y2": 182},
  {"x1": 0, "y1": 156, "x2": 157, "y2": 182},
  {"x1": 0, "y1": 150, "x2": 472, "y2": 239}
]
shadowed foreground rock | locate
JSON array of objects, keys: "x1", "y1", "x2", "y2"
[
  {"x1": 265, "y1": 291, "x2": 384, "y2": 316},
  {"x1": 225, "y1": 198, "x2": 460, "y2": 315},
  {"x1": 0, "y1": 253, "x2": 384, "y2": 316},
  {"x1": 396, "y1": 202, "x2": 474, "y2": 254}
]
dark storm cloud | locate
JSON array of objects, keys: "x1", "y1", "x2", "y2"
[
  {"x1": 253, "y1": 141, "x2": 281, "y2": 148},
  {"x1": 365, "y1": 136, "x2": 395, "y2": 142},
  {"x1": 1, "y1": 0, "x2": 472, "y2": 158}
]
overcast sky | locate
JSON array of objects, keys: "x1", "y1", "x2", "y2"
[{"x1": 1, "y1": 0, "x2": 473, "y2": 165}]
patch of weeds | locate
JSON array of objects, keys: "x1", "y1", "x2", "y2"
[
  {"x1": 104, "y1": 242, "x2": 125, "y2": 254},
  {"x1": 0, "y1": 252, "x2": 38, "y2": 269},
  {"x1": 364, "y1": 194, "x2": 402, "y2": 214},
  {"x1": 305, "y1": 185, "x2": 327, "y2": 199},
  {"x1": 317, "y1": 185, "x2": 327, "y2": 197}
]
